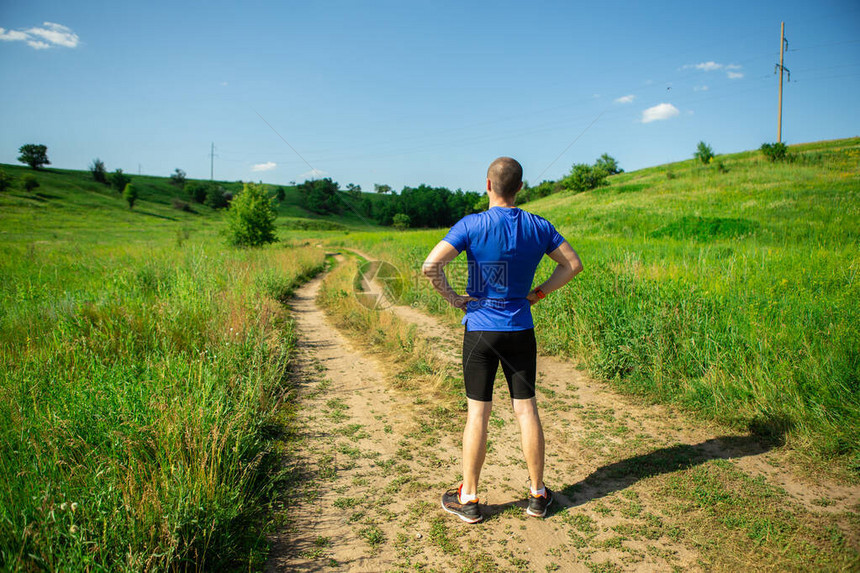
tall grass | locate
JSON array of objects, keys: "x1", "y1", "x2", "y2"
[
  {"x1": 0, "y1": 240, "x2": 325, "y2": 570},
  {"x1": 331, "y1": 139, "x2": 860, "y2": 471}
]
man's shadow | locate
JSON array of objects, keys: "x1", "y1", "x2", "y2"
[{"x1": 481, "y1": 432, "x2": 780, "y2": 519}]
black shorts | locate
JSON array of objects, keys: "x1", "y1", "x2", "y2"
[{"x1": 462, "y1": 328, "x2": 537, "y2": 402}]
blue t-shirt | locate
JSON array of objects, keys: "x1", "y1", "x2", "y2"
[{"x1": 442, "y1": 206, "x2": 565, "y2": 331}]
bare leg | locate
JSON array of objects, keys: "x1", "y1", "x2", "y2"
[
  {"x1": 461, "y1": 398, "x2": 493, "y2": 496},
  {"x1": 512, "y1": 397, "x2": 545, "y2": 490}
]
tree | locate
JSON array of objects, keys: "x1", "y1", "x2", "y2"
[
  {"x1": 90, "y1": 158, "x2": 107, "y2": 184},
  {"x1": 225, "y1": 183, "x2": 277, "y2": 247},
  {"x1": 275, "y1": 186, "x2": 286, "y2": 201},
  {"x1": 0, "y1": 170, "x2": 14, "y2": 193},
  {"x1": 760, "y1": 142, "x2": 789, "y2": 162},
  {"x1": 392, "y1": 213, "x2": 411, "y2": 230},
  {"x1": 123, "y1": 183, "x2": 138, "y2": 209},
  {"x1": 374, "y1": 183, "x2": 392, "y2": 194},
  {"x1": 694, "y1": 141, "x2": 715, "y2": 165},
  {"x1": 18, "y1": 144, "x2": 50, "y2": 170},
  {"x1": 299, "y1": 178, "x2": 340, "y2": 214},
  {"x1": 110, "y1": 169, "x2": 131, "y2": 192},
  {"x1": 22, "y1": 174, "x2": 39, "y2": 192},
  {"x1": 170, "y1": 168, "x2": 186, "y2": 187},
  {"x1": 346, "y1": 183, "x2": 362, "y2": 198},
  {"x1": 595, "y1": 153, "x2": 622, "y2": 175}
]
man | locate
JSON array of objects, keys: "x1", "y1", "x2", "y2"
[{"x1": 422, "y1": 157, "x2": 582, "y2": 523}]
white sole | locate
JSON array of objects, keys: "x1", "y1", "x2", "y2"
[{"x1": 526, "y1": 496, "x2": 553, "y2": 517}]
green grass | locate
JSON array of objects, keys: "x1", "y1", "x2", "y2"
[
  {"x1": 659, "y1": 459, "x2": 859, "y2": 570},
  {"x1": 329, "y1": 138, "x2": 860, "y2": 472},
  {"x1": 0, "y1": 162, "x2": 378, "y2": 246},
  {"x1": 0, "y1": 173, "x2": 328, "y2": 570}
]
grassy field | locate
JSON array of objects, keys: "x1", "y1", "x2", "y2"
[
  {"x1": 301, "y1": 250, "x2": 860, "y2": 572},
  {"x1": 331, "y1": 138, "x2": 860, "y2": 473},
  {"x1": 0, "y1": 168, "x2": 330, "y2": 569},
  {"x1": 1, "y1": 137, "x2": 856, "y2": 569}
]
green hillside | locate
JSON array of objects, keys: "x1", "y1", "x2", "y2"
[
  {"x1": 0, "y1": 163, "x2": 379, "y2": 246},
  {"x1": 334, "y1": 137, "x2": 860, "y2": 471}
]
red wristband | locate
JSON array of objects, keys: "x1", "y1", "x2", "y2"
[{"x1": 534, "y1": 288, "x2": 546, "y2": 300}]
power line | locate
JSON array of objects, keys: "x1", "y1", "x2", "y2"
[{"x1": 253, "y1": 109, "x2": 316, "y2": 174}]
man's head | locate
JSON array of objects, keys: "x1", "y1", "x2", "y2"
[{"x1": 486, "y1": 157, "x2": 523, "y2": 200}]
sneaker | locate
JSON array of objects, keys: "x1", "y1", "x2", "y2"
[
  {"x1": 526, "y1": 487, "x2": 553, "y2": 517},
  {"x1": 441, "y1": 484, "x2": 482, "y2": 523}
]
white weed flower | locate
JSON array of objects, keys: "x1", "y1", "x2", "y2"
[{"x1": 71, "y1": 502, "x2": 78, "y2": 513}]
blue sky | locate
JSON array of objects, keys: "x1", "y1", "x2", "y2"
[{"x1": 1, "y1": 1, "x2": 858, "y2": 193}]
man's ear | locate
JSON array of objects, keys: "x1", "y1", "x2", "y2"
[
  {"x1": 486, "y1": 179, "x2": 492, "y2": 193},
  {"x1": 517, "y1": 181, "x2": 523, "y2": 192}
]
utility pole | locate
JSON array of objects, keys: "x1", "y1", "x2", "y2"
[
  {"x1": 209, "y1": 142, "x2": 215, "y2": 181},
  {"x1": 775, "y1": 22, "x2": 790, "y2": 143}
]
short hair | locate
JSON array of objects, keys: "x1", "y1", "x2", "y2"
[{"x1": 487, "y1": 157, "x2": 523, "y2": 199}]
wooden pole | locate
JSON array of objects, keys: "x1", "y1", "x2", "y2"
[{"x1": 778, "y1": 21, "x2": 785, "y2": 143}]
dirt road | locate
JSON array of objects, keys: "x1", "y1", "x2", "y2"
[{"x1": 267, "y1": 257, "x2": 859, "y2": 572}]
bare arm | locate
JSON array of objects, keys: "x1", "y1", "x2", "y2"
[
  {"x1": 526, "y1": 241, "x2": 583, "y2": 305},
  {"x1": 422, "y1": 241, "x2": 476, "y2": 310}
]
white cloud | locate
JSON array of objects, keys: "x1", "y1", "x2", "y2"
[
  {"x1": 0, "y1": 21, "x2": 79, "y2": 49},
  {"x1": 251, "y1": 162, "x2": 277, "y2": 172},
  {"x1": 694, "y1": 85, "x2": 709, "y2": 91},
  {"x1": 298, "y1": 168, "x2": 328, "y2": 180},
  {"x1": 0, "y1": 28, "x2": 30, "y2": 41},
  {"x1": 27, "y1": 22, "x2": 79, "y2": 47},
  {"x1": 614, "y1": 94, "x2": 635, "y2": 104},
  {"x1": 695, "y1": 61, "x2": 723, "y2": 71},
  {"x1": 641, "y1": 103, "x2": 680, "y2": 123},
  {"x1": 684, "y1": 61, "x2": 743, "y2": 79}
]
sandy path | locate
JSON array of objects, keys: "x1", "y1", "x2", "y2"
[{"x1": 267, "y1": 255, "x2": 858, "y2": 572}]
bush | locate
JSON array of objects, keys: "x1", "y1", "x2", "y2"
[
  {"x1": 760, "y1": 142, "x2": 789, "y2": 162},
  {"x1": 22, "y1": 174, "x2": 39, "y2": 192},
  {"x1": 90, "y1": 158, "x2": 108, "y2": 184},
  {"x1": 205, "y1": 186, "x2": 229, "y2": 210},
  {"x1": 563, "y1": 163, "x2": 609, "y2": 193},
  {"x1": 123, "y1": 183, "x2": 138, "y2": 209},
  {"x1": 0, "y1": 170, "x2": 14, "y2": 193},
  {"x1": 275, "y1": 186, "x2": 286, "y2": 202},
  {"x1": 170, "y1": 168, "x2": 186, "y2": 187},
  {"x1": 392, "y1": 213, "x2": 411, "y2": 230},
  {"x1": 111, "y1": 169, "x2": 131, "y2": 192},
  {"x1": 694, "y1": 141, "x2": 715, "y2": 165},
  {"x1": 185, "y1": 181, "x2": 209, "y2": 204},
  {"x1": 17, "y1": 144, "x2": 50, "y2": 170},
  {"x1": 171, "y1": 198, "x2": 194, "y2": 212},
  {"x1": 225, "y1": 183, "x2": 277, "y2": 247}
]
